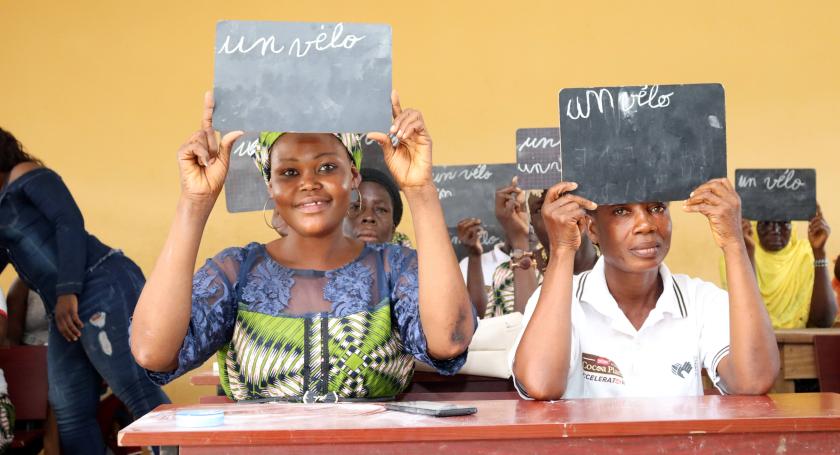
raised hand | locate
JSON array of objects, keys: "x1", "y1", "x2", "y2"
[
  {"x1": 683, "y1": 178, "x2": 744, "y2": 250},
  {"x1": 177, "y1": 91, "x2": 243, "y2": 202},
  {"x1": 457, "y1": 218, "x2": 484, "y2": 256},
  {"x1": 808, "y1": 204, "x2": 830, "y2": 252},
  {"x1": 741, "y1": 219, "x2": 756, "y2": 256},
  {"x1": 540, "y1": 182, "x2": 597, "y2": 252},
  {"x1": 366, "y1": 90, "x2": 433, "y2": 190},
  {"x1": 494, "y1": 177, "x2": 530, "y2": 248}
]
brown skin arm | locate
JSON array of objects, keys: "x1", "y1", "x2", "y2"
[
  {"x1": 5, "y1": 278, "x2": 30, "y2": 345},
  {"x1": 131, "y1": 92, "x2": 243, "y2": 371},
  {"x1": 457, "y1": 218, "x2": 488, "y2": 316},
  {"x1": 367, "y1": 91, "x2": 474, "y2": 360},
  {"x1": 807, "y1": 207, "x2": 837, "y2": 327},
  {"x1": 684, "y1": 178, "x2": 779, "y2": 394},
  {"x1": 512, "y1": 182, "x2": 596, "y2": 400}
]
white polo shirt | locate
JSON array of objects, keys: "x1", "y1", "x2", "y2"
[{"x1": 509, "y1": 257, "x2": 731, "y2": 399}]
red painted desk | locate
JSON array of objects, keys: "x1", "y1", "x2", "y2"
[{"x1": 119, "y1": 393, "x2": 840, "y2": 454}]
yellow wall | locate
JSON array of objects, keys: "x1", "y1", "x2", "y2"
[{"x1": 1, "y1": 1, "x2": 838, "y2": 403}]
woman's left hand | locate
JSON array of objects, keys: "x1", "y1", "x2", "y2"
[
  {"x1": 808, "y1": 204, "x2": 830, "y2": 251},
  {"x1": 683, "y1": 178, "x2": 745, "y2": 251},
  {"x1": 55, "y1": 294, "x2": 84, "y2": 342},
  {"x1": 367, "y1": 90, "x2": 433, "y2": 190}
]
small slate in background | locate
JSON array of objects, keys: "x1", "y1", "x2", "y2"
[
  {"x1": 559, "y1": 83, "x2": 727, "y2": 204},
  {"x1": 433, "y1": 164, "x2": 518, "y2": 260},
  {"x1": 736, "y1": 168, "x2": 816, "y2": 221},
  {"x1": 516, "y1": 127, "x2": 562, "y2": 190},
  {"x1": 213, "y1": 21, "x2": 392, "y2": 133},
  {"x1": 225, "y1": 132, "x2": 266, "y2": 213}
]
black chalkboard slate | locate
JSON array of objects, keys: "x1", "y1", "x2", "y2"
[
  {"x1": 213, "y1": 21, "x2": 392, "y2": 133},
  {"x1": 516, "y1": 128, "x2": 562, "y2": 190},
  {"x1": 736, "y1": 169, "x2": 816, "y2": 221},
  {"x1": 360, "y1": 136, "x2": 394, "y2": 180},
  {"x1": 224, "y1": 132, "x2": 266, "y2": 213},
  {"x1": 559, "y1": 83, "x2": 727, "y2": 204},
  {"x1": 433, "y1": 164, "x2": 518, "y2": 260}
]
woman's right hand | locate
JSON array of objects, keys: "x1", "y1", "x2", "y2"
[
  {"x1": 456, "y1": 218, "x2": 484, "y2": 256},
  {"x1": 177, "y1": 91, "x2": 243, "y2": 202},
  {"x1": 540, "y1": 182, "x2": 597, "y2": 252}
]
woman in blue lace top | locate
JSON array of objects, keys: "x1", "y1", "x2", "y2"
[{"x1": 130, "y1": 92, "x2": 476, "y2": 401}]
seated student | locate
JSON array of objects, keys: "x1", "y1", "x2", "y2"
[
  {"x1": 457, "y1": 227, "x2": 509, "y2": 287},
  {"x1": 511, "y1": 179, "x2": 779, "y2": 399},
  {"x1": 0, "y1": 368, "x2": 12, "y2": 453},
  {"x1": 131, "y1": 92, "x2": 475, "y2": 401},
  {"x1": 726, "y1": 208, "x2": 837, "y2": 328},
  {"x1": 345, "y1": 167, "x2": 408, "y2": 245},
  {"x1": 833, "y1": 255, "x2": 840, "y2": 326},
  {"x1": 3, "y1": 278, "x2": 49, "y2": 346},
  {"x1": 461, "y1": 184, "x2": 598, "y2": 318}
]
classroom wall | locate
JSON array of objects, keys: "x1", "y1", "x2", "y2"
[{"x1": 1, "y1": 1, "x2": 838, "y2": 404}]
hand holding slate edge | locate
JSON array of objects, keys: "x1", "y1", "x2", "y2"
[
  {"x1": 541, "y1": 181, "x2": 597, "y2": 253},
  {"x1": 740, "y1": 219, "x2": 756, "y2": 257},
  {"x1": 457, "y1": 218, "x2": 484, "y2": 256},
  {"x1": 808, "y1": 204, "x2": 830, "y2": 254},
  {"x1": 367, "y1": 90, "x2": 433, "y2": 191},
  {"x1": 177, "y1": 91, "x2": 244, "y2": 207},
  {"x1": 683, "y1": 178, "x2": 745, "y2": 252},
  {"x1": 495, "y1": 177, "x2": 530, "y2": 249}
]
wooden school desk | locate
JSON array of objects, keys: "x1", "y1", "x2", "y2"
[
  {"x1": 774, "y1": 328, "x2": 840, "y2": 392},
  {"x1": 119, "y1": 393, "x2": 840, "y2": 454}
]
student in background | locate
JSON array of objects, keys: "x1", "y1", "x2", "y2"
[
  {"x1": 0, "y1": 127, "x2": 169, "y2": 454},
  {"x1": 0, "y1": 368, "x2": 12, "y2": 453},
  {"x1": 4, "y1": 278, "x2": 49, "y2": 346},
  {"x1": 833, "y1": 255, "x2": 840, "y2": 326},
  {"x1": 725, "y1": 207, "x2": 837, "y2": 328},
  {"x1": 511, "y1": 179, "x2": 779, "y2": 399},
  {"x1": 461, "y1": 183, "x2": 597, "y2": 318},
  {"x1": 345, "y1": 167, "x2": 409, "y2": 245},
  {"x1": 131, "y1": 92, "x2": 475, "y2": 402}
]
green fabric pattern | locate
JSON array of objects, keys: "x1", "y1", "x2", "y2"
[{"x1": 217, "y1": 300, "x2": 415, "y2": 401}]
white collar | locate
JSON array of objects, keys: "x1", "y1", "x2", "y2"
[{"x1": 578, "y1": 257, "x2": 688, "y2": 334}]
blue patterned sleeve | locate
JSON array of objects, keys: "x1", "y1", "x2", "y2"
[
  {"x1": 146, "y1": 247, "x2": 244, "y2": 385},
  {"x1": 386, "y1": 245, "x2": 474, "y2": 375}
]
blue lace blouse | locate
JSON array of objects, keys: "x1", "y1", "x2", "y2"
[{"x1": 148, "y1": 242, "x2": 470, "y2": 384}]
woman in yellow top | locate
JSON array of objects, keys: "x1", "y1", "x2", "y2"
[{"x1": 729, "y1": 206, "x2": 837, "y2": 328}]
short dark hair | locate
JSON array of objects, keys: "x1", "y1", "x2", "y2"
[
  {"x1": 0, "y1": 127, "x2": 43, "y2": 172},
  {"x1": 360, "y1": 167, "x2": 402, "y2": 226}
]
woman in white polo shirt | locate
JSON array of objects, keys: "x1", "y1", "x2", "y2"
[{"x1": 510, "y1": 179, "x2": 779, "y2": 399}]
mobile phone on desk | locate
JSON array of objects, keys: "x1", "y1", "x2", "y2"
[{"x1": 384, "y1": 401, "x2": 477, "y2": 417}]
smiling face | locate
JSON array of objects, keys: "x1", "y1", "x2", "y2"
[
  {"x1": 347, "y1": 181, "x2": 396, "y2": 243},
  {"x1": 268, "y1": 133, "x2": 360, "y2": 238},
  {"x1": 756, "y1": 220, "x2": 792, "y2": 252},
  {"x1": 587, "y1": 202, "x2": 672, "y2": 273}
]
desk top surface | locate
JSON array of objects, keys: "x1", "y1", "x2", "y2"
[
  {"x1": 119, "y1": 393, "x2": 840, "y2": 447},
  {"x1": 775, "y1": 328, "x2": 840, "y2": 343}
]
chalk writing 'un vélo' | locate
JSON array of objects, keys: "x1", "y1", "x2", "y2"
[{"x1": 218, "y1": 23, "x2": 366, "y2": 58}]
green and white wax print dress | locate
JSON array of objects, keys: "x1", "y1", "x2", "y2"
[{"x1": 147, "y1": 242, "x2": 470, "y2": 401}]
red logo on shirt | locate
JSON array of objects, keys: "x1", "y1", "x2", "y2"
[{"x1": 582, "y1": 353, "x2": 624, "y2": 385}]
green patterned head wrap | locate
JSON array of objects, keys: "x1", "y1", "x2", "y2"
[{"x1": 254, "y1": 132, "x2": 363, "y2": 185}]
